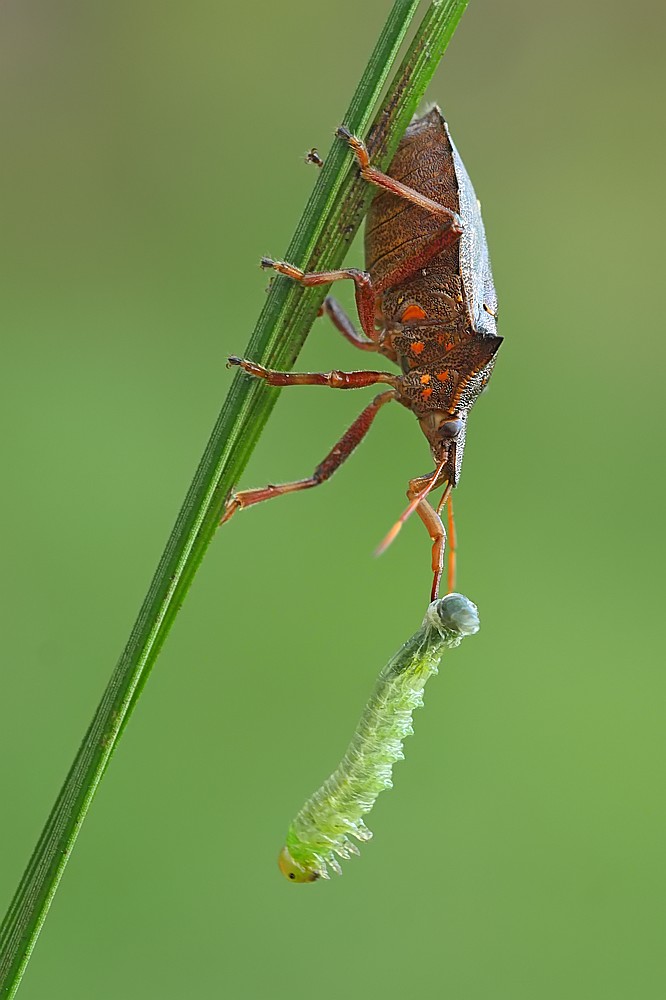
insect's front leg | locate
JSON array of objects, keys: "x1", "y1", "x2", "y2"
[
  {"x1": 403, "y1": 477, "x2": 453, "y2": 602},
  {"x1": 375, "y1": 468, "x2": 450, "y2": 600},
  {"x1": 221, "y1": 390, "x2": 396, "y2": 524},
  {"x1": 412, "y1": 489, "x2": 447, "y2": 603},
  {"x1": 437, "y1": 489, "x2": 457, "y2": 595},
  {"x1": 261, "y1": 257, "x2": 378, "y2": 342}
]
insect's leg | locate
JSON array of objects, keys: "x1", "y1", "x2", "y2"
[
  {"x1": 402, "y1": 474, "x2": 449, "y2": 602},
  {"x1": 221, "y1": 390, "x2": 396, "y2": 524},
  {"x1": 337, "y1": 127, "x2": 464, "y2": 231},
  {"x1": 261, "y1": 257, "x2": 378, "y2": 341},
  {"x1": 437, "y1": 486, "x2": 456, "y2": 594},
  {"x1": 446, "y1": 493, "x2": 457, "y2": 594},
  {"x1": 414, "y1": 496, "x2": 446, "y2": 603},
  {"x1": 228, "y1": 355, "x2": 398, "y2": 390},
  {"x1": 318, "y1": 296, "x2": 379, "y2": 351}
]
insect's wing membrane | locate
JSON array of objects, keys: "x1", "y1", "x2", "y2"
[{"x1": 448, "y1": 130, "x2": 498, "y2": 337}]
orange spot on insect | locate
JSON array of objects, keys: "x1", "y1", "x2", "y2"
[
  {"x1": 401, "y1": 304, "x2": 427, "y2": 323},
  {"x1": 411, "y1": 341, "x2": 425, "y2": 355},
  {"x1": 421, "y1": 387, "x2": 433, "y2": 400},
  {"x1": 420, "y1": 373, "x2": 431, "y2": 385},
  {"x1": 436, "y1": 370, "x2": 449, "y2": 382}
]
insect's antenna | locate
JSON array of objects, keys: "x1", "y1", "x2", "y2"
[{"x1": 375, "y1": 457, "x2": 448, "y2": 557}]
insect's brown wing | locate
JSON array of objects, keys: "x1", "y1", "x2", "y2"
[{"x1": 364, "y1": 107, "x2": 462, "y2": 297}]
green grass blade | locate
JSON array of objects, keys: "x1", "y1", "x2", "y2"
[{"x1": 0, "y1": 1, "x2": 469, "y2": 995}]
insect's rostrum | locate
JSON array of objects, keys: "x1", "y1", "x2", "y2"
[{"x1": 280, "y1": 593, "x2": 480, "y2": 882}]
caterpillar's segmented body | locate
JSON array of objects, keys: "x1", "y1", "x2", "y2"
[{"x1": 279, "y1": 593, "x2": 480, "y2": 882}]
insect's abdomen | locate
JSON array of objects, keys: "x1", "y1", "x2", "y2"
[{"x1": 365, "y1": 108, "x2": 464, "y2": 327}]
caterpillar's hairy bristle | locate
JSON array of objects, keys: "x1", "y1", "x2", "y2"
[
  {"x1": 334, "y1": 840, "x2": 352, "y2": 860},
  {"x1": 328, "y1": 855, "x2": 343, "y2": 876},
  {"x1": 281, "y1": 595, "x2": 480, "y2": 883}
]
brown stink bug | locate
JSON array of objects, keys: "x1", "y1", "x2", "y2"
[{"x1": 222, "y1": 106, "x2": 502, "y2": 600}]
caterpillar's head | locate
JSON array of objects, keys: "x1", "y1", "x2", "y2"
[{"x1": 278, "y1": 846, "x2": 320, "y2": 883}]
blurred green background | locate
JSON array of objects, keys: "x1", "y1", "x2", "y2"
[{"x1": 1, "y1": 1, "x2": 665, "y2": 997}]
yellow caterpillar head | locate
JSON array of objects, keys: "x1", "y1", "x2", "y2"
[{"x1": 278, "y1": 846, "x2": 320, "y2": 883}]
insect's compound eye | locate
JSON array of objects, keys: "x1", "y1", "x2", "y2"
[{"x1": 439, "y1": 417, "x2": 463, "y2": 439}]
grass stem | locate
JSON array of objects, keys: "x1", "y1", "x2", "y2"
[{"x1": 0, "y1": 2, "x2": 469, "y2": 994}]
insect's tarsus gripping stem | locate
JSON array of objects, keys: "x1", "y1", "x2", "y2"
[{"x1": 336, "y1": 126, "x2": 371, "y2": 169}]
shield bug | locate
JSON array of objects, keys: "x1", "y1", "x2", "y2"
[{"x1": 223, "y1": 106, "x2": 502, "y2": 600}]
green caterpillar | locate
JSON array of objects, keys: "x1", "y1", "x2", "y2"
[{"x1": 279, "y1": 593, "x2": 480, "y2": 882}]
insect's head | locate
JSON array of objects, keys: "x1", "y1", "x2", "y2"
[
  {"x1": 278, "y1": 846, "x2": 320, "y2": 883},
  {"x1": 419, "y1": 410, "x2": 467, "y2": 484}
]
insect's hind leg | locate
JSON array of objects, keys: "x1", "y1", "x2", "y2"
[
  {"x1": 221, "y1": 390, "x2": 396, "y2": 524},
  {"x1": 336, "y1": 126, "x2": 464, "y2": 234}
]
